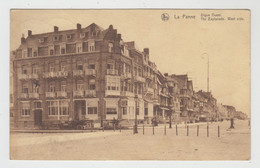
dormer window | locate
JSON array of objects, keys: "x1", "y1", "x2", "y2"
[
  {"x1": 80, "y1": 33, "x2": 85, "y2": 38},
  {"x1": 53, "y1": 36, "x2": 59, "y2": 41},
  {"x1": 38, "y1": 38, "x2": 45, "y2": 43},
  {"x1": 66, "y1": 34, "x2": 72, "y2": 40}
]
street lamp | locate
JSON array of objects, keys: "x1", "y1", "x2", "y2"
[{"x1": 134, "y1": 95, "x2": 138, "y2": 134}]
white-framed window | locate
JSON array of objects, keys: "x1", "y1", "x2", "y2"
[
  {"x1": 53, "y1": 36, "x2": 59, "y2": 41},
  {"x1": 34, "y1": 101, "x2": 41, "y2": 109},
  {"x1": 106, "y1": 108, "x2": 117, "y2": 115},
  {"x1": 60, "y1": 43, "x2": 66, "y2": 54},
  {"x1": 22, "y1": 49, "x2": 27, "y2": 58},
  {"x1": 22, "y1": 65, "x2": 27, "y2": 74},
  {"x1": 61, "y1": 82, "x2": 66, "y2": 92},
  {"x1": 60, "y1": 62, "x2": 66, "y2": 71},
  {"x1": 89, "y1": 41, "x2": 95, "y2": 52},
  {"x1": 77, "y1": 83, "x2": 84, "y2": 91},
  {"x1": 108, "y1": 43, "x2": 113, "y2": 53},
  {"x1": 21, "y1": 102, "x2": 30, "y2": 116},
  {"x1": 122, "y1": 107, "x2": 127, "y2": 115},
  {"x1": 60, "y1": 101, "x2": 69, "y2": 115},
  {"x1": 49, "y1": 45, "x2": 54, "y2": 55},
  {"x1": 22, "y1": 83, "x2": 28, "y2": 93},
  {"x1": 49, "y1": 84, "x2": 55, "y2": 92},
  {"x1": 33, "y1": 48, "x2": 38, "y2": 57},
  {"x1": 48, "y1": 101, "x2": 58, "y2": 115},
  {"x1": 33, "y1": 84, "x2": 39, "y2": 93},
  {"x1": 32, "y1": 64, "x2": 39, "y2": 74},
  {"x1": 88, "y1": 107, "x2": 97, "y2": 115},
  {"x1": 80, "y1": 33, "x2": 85, "y2": 38},
  {"x1": 89, "y1": 79, "x2": 96, "y2": 90},
  {"x1": 49, "y1": 63, "x2": 55, "y2": 72},
  {"x1": 107, "y1": 63, "x2": 114, "y2": 70},
  {"x1": 66, "y1": 34, "x2": 72, "y2": 40},
  {"x1": 106, "y1": 76, "x2": 120, "y2": 91},
  {"x1": 76, "y1": 42, "x2": 82, "y2": 53}
]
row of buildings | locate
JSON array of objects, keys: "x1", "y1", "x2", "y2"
[{"x1": 10, "y1": 23, "x2": 247, "y2": 129}]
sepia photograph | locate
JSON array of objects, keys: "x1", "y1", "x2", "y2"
[{"x1": 9, "y1": 9, "x2": 250, "y2": 160}]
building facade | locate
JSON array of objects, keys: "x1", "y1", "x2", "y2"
[{"x1": 12, "y1": 23, "x2": 160, "y2": 129}]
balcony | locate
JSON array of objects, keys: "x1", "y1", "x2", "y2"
[
  {"x1": 19, "y1": 93, "x2": 28, "y2": 99},
  {"x1": 121, "y1": 72, "x2": 132, "y2": 79},
  {"x1": 134, "y1": 76, "x2": 145, "y2": 83},
  {"x1": 121, "y1": 91, "x2": 134, "y2": 97},
  {"x1": 106, "y1": 69, "x2": 118, "y2": 75},
  {"x1": 85, "y1": 69, "x2": 96, "y2": 76},
  {"x1": 73, "y1": 90, "x2": 84, "y2": 97},
  {"x1": 28, "y1": 74, "x2": 39, "y2": 80},
  {"x1": 43, "y1": 71, "x2": 68, "y2": 78},
  {"x1": 46, "y1": 92, "x2": 56, "y2": 98},
  {"x1": 85, "y1": 90, "x2": 96, "y2": 97},
  {"x1": 56, "y1": 91, "x2": 67, "y2": 98},
  {"x1": 73, "y1": 70, "x2": 84, "y2": 77},
  {"x1": 105, "y1": 90, "x2": 120, "y2": 96},
  {"x1": 56, "y1": 71, "x2": 68, "y2": 78},
  {"x1": 29, "y1": 92, "x2": 39, "y2": 99},
  {"x1": 18, "y1": 74, "x2": 28, "y2": 80}
]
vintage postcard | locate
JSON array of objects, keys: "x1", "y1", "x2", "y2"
[{"x1": 9, "y1": 9, "x2": 250, "y2": 160}]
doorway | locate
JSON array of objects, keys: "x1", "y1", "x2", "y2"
[{"x1": 34, "y1": 109, "x2": 42, "y2": 126}]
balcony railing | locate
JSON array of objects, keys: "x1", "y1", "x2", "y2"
[
  {"x1": 18, "y1": 74, "x2": 28, "y2": 80},
  {"x1": 43, "y1": 71, "x2": 68, "y2": 78},
  {"x1": 19, "y1": 93, "x2": 28, "y2": 99},
  {"x1": 56, "y1": 91, "x2": 67, "y2": 98},
  {"x1": 121, "y1": 72, "x2": 132, "y2": 79},
  {"x1": 85, "y1": 90, "x2": 96, "y2": 97},
  {"x1": 134, "y1": 76, "x2": 145, "y2": 83},
  {"x1": 28, "y1": 74, "x2": 39, "y2": 80},
  {"x1": 29, "y1": 92, "x2": 39, "y2": 99},
  {"x1": 105, "y1": 90, "x2": 120, "y2": 96},
  {"x1": 106, "y1": 69, "x2": 118, "y2": 75},
  {"x1": 121, "y1": 91, "x2": 134, "y2": 97},
  {"x1": 46, "y1": 92, "x2": 56, "y2": 98},
  {"x1": 85, "y1": 69, "x2": 96, "y2": 76},
  {"x1": 73, "y1": 90, "x2": 84, "y2": 97},
  {"x1": 73, "y1": 70, "x2": 84, "y2": 76},
  {"x1": 56, "y1": 71, "x2": 68, "y2": 78}
]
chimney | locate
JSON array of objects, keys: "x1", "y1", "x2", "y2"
[
  {"x1": 77, "y1": 23, "x2": 81, "y2": 30},
  {"x1": 164, "y1": 73, "x2": 168, "y2": 77},
  {"x1": 54, "y1": 26, "x2": 59, "y2": 32},
  {"x1": 144, "y1": 48, "x2": 149, "y2": 55},
  {"x1": 28, "y1": 30, "x2": 32, "y2": 37},
  {"x1": 21, "y1": 34, "x2": 25, "y2": 44},
  {"x1": 109, "y1": 25, "x2": 113, "y2": 30},
  {"x1": 117, "y1": 34, "x2": 121, "y2": 40}
]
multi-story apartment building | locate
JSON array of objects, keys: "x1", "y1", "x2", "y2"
[{"x1": 12, "y1": 23, "x2": 160, "y2": 129}]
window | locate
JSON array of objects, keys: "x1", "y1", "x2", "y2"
[
  {"x1": 80, "y1": 33, "x2": 85, "y2": 38},
  {"x1": 48, "y1": 101, "x2": 58, "y2": 115},
  {"x1": 60, "y1": 62, "x2": 66, "y2": 71},
  {"x1": 32, "y1": 65, "x2": 38, "y2": 74},
  {"x1": 61, "y1": 83, "x2": 66, "y2": 92},
  {"x1": 53, "y1": 36, "x2": 59, "y2": 41},
  {"x1": 49, "y1": 84, "x2": 55, "y2": 92},
  {"x1": 21, "y1": 102, "x2": 30, "y2": 116},
  {"x1": 77, "y1": 83, "x2": 84, "y2": 91},
  {"x1": 122, "y1": 107, "x2": 127, "y2": 115},
  {"x1": 89, "y1": 64, "x2": 95, "y2": 69},
  {"x1": 77, "y1": 62, "x2": 83, "y2": 70},
  {"x1": 66, "y1": 34, "x2": 72, "y2": 39},
  {"x1": 34, "y1": 102, "x2": 41, "y2": 108},
  {"x1": 49, "y1": 45, "x2": 54, "y2": 55},
  {"x1": 108, "y1": 43, "x2": 113, "y2": 52},
  {"x1": 22, "y1": 49, "x2": 27, "y2": 58},
  {"x1": 33, "y1": 84, "x2": 39, "y2": 93},
  {"x1": 89, "y1": 41, "x2": 95, "y2": 52},
  {"x1": 107, "y1": 63, "x2": 114, "y2": 69},
  {"x1": 60, "y1": 44, "x2": 66, "y2": 54},
  {"x1": 76, "y1": 43, "x2": 82, "y2": 53},
  {"x1": 60, "y1": 101, "x2": 69, "y2": 115},
  {"x1": 33, "y1": 48, "x2": 38, "y2": 57},
  {"x1": 106, "y1": 76, "x2": 120, "y2": 91},
  {"x1": 136, "y1": 107, "x2": 139, "y2": 115},
  {"x1": 88, "y1": 107, "x2": 97, "y2": 114},
  {"x1": 89, "y1": 79, "x2": 95, "y2": 90},
  {"x1": 22, "y1": 84, "x2": 28, "y2": 93},
  {"x1": 107, "y1": 108, "x2": 117, "y2": 115},
  {"x1": 39, "y1": 38, "x2": 44, "y2": 43},
  {"x1": 22, "y1": 65, "x2": 27, "y2": 74},
  {"x1": 49, "y1": 63, "x2": 54, "y2": 72},
  {"x1": 145, "y1": 108, "x2": 148, "y2": 116}
]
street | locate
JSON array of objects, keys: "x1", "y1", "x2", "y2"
[{"x1": 10, "y1": 120, "x2": 250, "y2": 160}]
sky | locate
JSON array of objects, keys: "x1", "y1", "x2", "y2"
[{"x1": 10, "y1": 10, "x2": 250, "y2": 115}]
